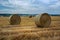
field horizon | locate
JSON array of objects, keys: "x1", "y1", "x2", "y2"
[{"x1": 0, "y1": 14, "x2": 60, "y2": 17}]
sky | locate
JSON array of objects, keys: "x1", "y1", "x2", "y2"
[{"x1": 0, "y1": 0, "x2": 60, "y2": 14}]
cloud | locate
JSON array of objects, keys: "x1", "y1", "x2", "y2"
[
  {"x1": 39, "y1": 0, "x2": 50, "y2": 4},
  {"x1": 0, "y1": 0, "x2": 60, "y2": 14},
  {"x1": 0, "y1": 0, "x2": 47, "y2": 14},
  {"x1": 49, "y1": 1, "x2": 60, "y2": 8},
  {"x1": 39, "y1": 0, "x2": 59, "y2": 4}
]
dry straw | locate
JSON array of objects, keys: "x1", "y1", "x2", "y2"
[
  {"x1": 9, "y1": 14, "x2": 21, "y2": 25},
  {"x1": 35, "y1": 13, "x2": 51, "y2": 28}
]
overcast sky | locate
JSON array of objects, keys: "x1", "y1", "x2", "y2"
[{"x1": 0, "y1": 0, "x2": 60, "y2": 14}]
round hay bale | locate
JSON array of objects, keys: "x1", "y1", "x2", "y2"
[
  {"x1": 9, "y1": 14, "x2": 21, "y2": 25},
  {"x1": 35, "y1": 13, "x2": 51, "y2": 28},
  {"x1": 29, "y1": 15, "x2": 32, "y2": 18}
]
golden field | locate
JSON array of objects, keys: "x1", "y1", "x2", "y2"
[{"x1": 0, "y1": 16, "x2": 60, "y2": 40}]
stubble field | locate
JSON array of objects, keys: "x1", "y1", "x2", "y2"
[{"x1": 0, "y1": 16, "x2": 60, "y2": 40}]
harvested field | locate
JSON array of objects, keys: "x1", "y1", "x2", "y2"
[{"x1": 0, "y1": 16, "x2": 60, "y2": 40}]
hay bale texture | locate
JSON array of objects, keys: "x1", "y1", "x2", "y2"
[
  {"x1": 35, "y1": 13, "x2": 51, "y2": 28},
  {"x1": 9, "y1": 14, "x2": 21, "y2": 25}
]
